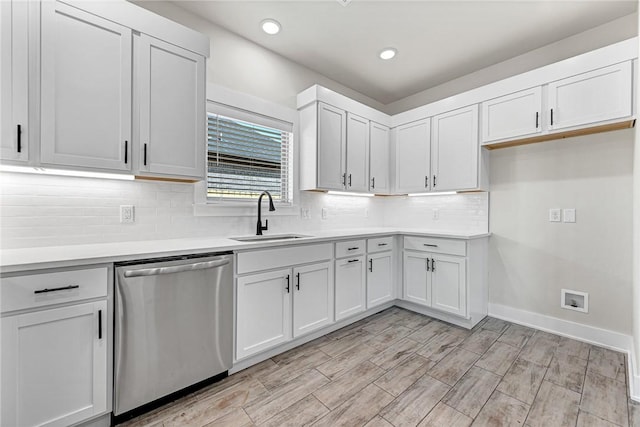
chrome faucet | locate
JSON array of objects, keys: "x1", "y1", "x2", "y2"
[{"x1": 256, "y1": 191, "x2": 276, "y2": 235}]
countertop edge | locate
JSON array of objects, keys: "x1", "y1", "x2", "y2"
[{"x1": 0, "y1": 229, "x2": 491, "y2": 273}]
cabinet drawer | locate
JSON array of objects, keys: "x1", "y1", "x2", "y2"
[
  {"x1": 335, "y1": 240, "x2": 366, "y2": 258},
  {"x1": 237, "y1": 243, "x2": 333, "y2": 275},
  {"x1": 367, "y1": 236, "x2": 393, "y2": 253},
  {"x1": 404, "y1": 236, "x2": 466, "y2": 256},
  {"x1": 1, "y1": 267, "x2": 108, "y2": 313}
]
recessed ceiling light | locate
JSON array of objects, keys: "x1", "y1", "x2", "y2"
[
  {"x1": 379, "y1": 48, "x2": 397, "y2": 60},
  {"x1": 261, "y1": 19, "x2": 281, "y2": 35}
]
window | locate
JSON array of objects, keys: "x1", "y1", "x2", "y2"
[{"x1": 206, "y1": 106, "x2": 293, "y2": 203}]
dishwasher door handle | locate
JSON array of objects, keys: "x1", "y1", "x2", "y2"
[{"x1": 123, "y1": 258, "x2": 230, "y2": 278}]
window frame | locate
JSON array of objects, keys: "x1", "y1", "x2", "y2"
[{"x1": 193, "y1": 85, "x2": 298, "y2": 217}]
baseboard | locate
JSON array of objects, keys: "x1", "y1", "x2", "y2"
[{"x1": 488, "y1": 302, "x2": 639, "y2": 401}]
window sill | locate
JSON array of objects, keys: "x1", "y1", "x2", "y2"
[{"x1": 193, "y1": 202, "x2": 300, "y2": 217}]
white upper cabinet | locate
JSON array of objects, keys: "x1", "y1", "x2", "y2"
[
  {"x1": 481, "y1": 87, "x2": 542, "y2": 143},
  {"x1": 137, "y1": 34, "x2": 205, "y2": 179},
  {"x1": 40, "y1": 1, "x2": 132, "y2": 171},
  {"x1": 0, "y1": 0, "x2": 29, "y2": 163},
  {"x1": 345, "y1": 113, "x2": 369, "y2": 192},
  {"x1": 369, "y1": 122, "x2": 390, "y2": 193},
  {"x1": 394, "y1": 118, "x2": 431, "y2": 193},
  {"x1": 317, "y1": 102, "x2": 347, "y2": 190},
  {"x1": 431, "y1": 105, "x2": 479, "y2": 192},
  {"x1": 548, "y1": 62, "x2": 632, "y2": 131}
]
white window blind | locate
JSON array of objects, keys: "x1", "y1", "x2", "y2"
[{"x1": 207, "y1": 107, "x2": 293, "y2": 203}]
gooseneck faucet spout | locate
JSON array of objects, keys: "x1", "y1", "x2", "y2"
[{"x1": 256, "y1": 191, "x2": 276, "y2": 235}]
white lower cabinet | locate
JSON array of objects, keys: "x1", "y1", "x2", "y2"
[
  {"x1": 293, "y1": 262, "x2": 333, "y2": 337},
  {"x1": 236, "y1": 269, "x2": 291, "y2": 360},
  {"x1": 335, "y1": 256, "x2": 366, "y2": 321},
  {"x1": 367, "y1": 251, "x2": 393, "y2": 308},
  {"x1": 235, "y1": 244, "x2": 334, "y2": 360},
  {"x1": 1, "y1": 267, "x2": 109, "y2": 427},
  {"x1": 403, "y1": 251, "x2": 466, "y2": 316}
]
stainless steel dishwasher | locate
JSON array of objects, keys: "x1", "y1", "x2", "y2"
[{"x1": 113, "y1": 252, "x2": 233, "y2": 420}]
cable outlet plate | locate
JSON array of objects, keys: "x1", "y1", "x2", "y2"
[
  {"x1": 561, "y1": 289, "x2": 588, "y2": 313},
  {"x1": 120, "y1": 205, "x2": 135, "y2": 223}
]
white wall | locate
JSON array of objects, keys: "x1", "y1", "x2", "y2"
[{"x1": 489, "y1": 129, "x2": 634, "y2": 335}]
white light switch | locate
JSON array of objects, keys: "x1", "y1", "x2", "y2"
[
  {"x1": 563, "y1": 208, "x2": 576, "y2": 223},
  {"x1": 549, "y1": 208, "x2": 561, "y2": 222},
  {"x1": 120, "y1": 205, "x2": 135, "y2": 223}
]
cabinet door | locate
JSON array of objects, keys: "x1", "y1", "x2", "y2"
[
  {"x1": 345, "y1": 113, "x2": 369, "y2": 192},
  {"x1": 1, "y1": 301, "x2": 107, "y2": 427},
  {"x1": 431, "y1": 254, "x2": 466, "y2": 317},
  {"x1": 403, "y1": 251, "x2": 430, "y2": 306},
  {"x1": 236, "y1": 269, "x2": 291, "y2": 359},
  {"x1": 548, "y1": 62, "x2": 632, "y2": 131},
  {"x1": 481, "y1": 87, "x2": 542, "y2": 143},
  {"x1": 40, "y1": 1, "x2": 131, "y2": 171},
  {"x1": 317, "y1": 102, "x2": 346, "y2": 190},
  {"x1": 367, "y1": 251, "x2": 393, "y2": 308},
  {"x1": 293, "y1": 262, "x2": 333, "y2": 337},
  {"x1": 432, "y1": 105, "x2": 479, "y2": 191},
  {"x1": 0, "y1": 0, "x2": 28, "y2": 162},
  {"x1": 138, "y1": 34, "x2": 205, "y2": 179},
  {"x1": 369, "y1": 122, "x2": 390, "y2": 193},
  {"x1": 395, "y1": 119, "x2": 431, "y2": 193},
  {"x1": 335, "y1": 256, "x2": 366, "y2": 320}
]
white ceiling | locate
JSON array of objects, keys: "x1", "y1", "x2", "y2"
[{"x1": 171, "y1": 0, "x2": 637, "y2": 105}]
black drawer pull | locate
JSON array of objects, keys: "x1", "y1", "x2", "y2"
[
  {"x1": 378, "y1": 243, "x2": 388, "y2": 246},
  {"x1": 347, "y1": 247, "x2": 360, "y2": 251},
  {"x1": 34, "y1": 285, "x2": 79, "y2": 294},
  {"x1": 423, "y1": 244, "x2": 438, "y2": 248},
  {"x1": 98, "y1": 309, "x2": 103, "y2": 339},
  {"x1": 347, "y1": 259, "x2": 359, "y2": 263}
]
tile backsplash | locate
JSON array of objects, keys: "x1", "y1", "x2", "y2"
[{"x1": 0, "y1": 172, "x2": 488, "y2": 249}]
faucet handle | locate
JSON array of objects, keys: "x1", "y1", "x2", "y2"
[{"x1": 264, "y1": 219, "x2": 268, "y2": 231}]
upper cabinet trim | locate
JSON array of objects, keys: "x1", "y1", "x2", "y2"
[{"x1": 59, "y1": 0, "x2": 210, "y2": 57}]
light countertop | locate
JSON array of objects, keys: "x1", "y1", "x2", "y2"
[{"x1": 0, "y1": 227, "x2": 490, "y2": 273}]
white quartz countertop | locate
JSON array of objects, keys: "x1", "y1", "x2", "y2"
[{"x1": 0, "y1": 228, "x2": 490, "y2": 273}]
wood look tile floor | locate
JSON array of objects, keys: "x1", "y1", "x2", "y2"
[{"x1": 119, "y1": 308, "x2": 639, "y2": 427}]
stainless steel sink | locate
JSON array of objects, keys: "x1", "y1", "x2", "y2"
[{"x1": 230, "y1": 234, "x2": 311, "y2": 243}]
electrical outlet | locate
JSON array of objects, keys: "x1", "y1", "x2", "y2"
[
  {"x1": 120, "y1": 205, "x2": 135, "y2": 223},
  {"x1": 301, "y1": 207, "x2": 310, "y2": 219},
  {"x1": 563, "y1": 208, "x2": 576, "y2": 223},
  {"x1": 549, "y1": 208, "x2": 561, "y2": 222},
  {"x1": 432, "y1": 209, "x2": 439, "y2": 220}
]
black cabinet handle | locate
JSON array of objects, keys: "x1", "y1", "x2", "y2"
[
  {"x1": 426, "y1": 258, "x2": 430, "y2": 271},
  {"x1": 34, "y1": 284, "x2": 79, "y2": 294},
  {"x1": 285, "y1": 275, "x2": 290, "y2": 293},
  {"x1": 296, "y1": 272, "x2": 300, "y2": 290},
  {"x1": 98, "y1": 309, "x2": 103, "y2": 339},
  {"x1": 433, "y1": 175, "x2": 437, "y2": 187},
  {"x1": 431, "y1": 258, "x2": 435, "y2": 272},
  {"x1": 144, "y1": 143, "x2": 148, "y2": 165},
  {"x1": 425, "y1": 176, "x2": 428, "y2": 188},
  {"x1": 378, "y1": 243, "x2": 388, "y2": 247},
  {"x1": 535, "y1": 112, "x2": 539, "y2": 129},
  {"x1": 423, "y1": 244, "x2": 438, "y2": 248},
  {"x1": 550, "y1": 108, "x2": 554, "y2": 126},
  {"x1": 342, "y1": 173, "x2": 346, "y2": 186},
  {"x1": 16, "y1": 124, "x2": 22, "y2": 153},
  {"x1": 347, "y1": 247, "x2": 360, "y2": 251},
  {"x1": 347, "y1": 259, "x2": 359, "y2": 263},
  {"x1": 348, "y1": 174, "x2": 352, "y2": 187},
  {"x1": 369, "y1": 258, "x2": 373, "y2": 272},
  {"x1": 124, "y1": 140, "x2": 128, "y2": 164},
  {"x1": 371, "y1": 177, "x2": 375, "y2": 189}
]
